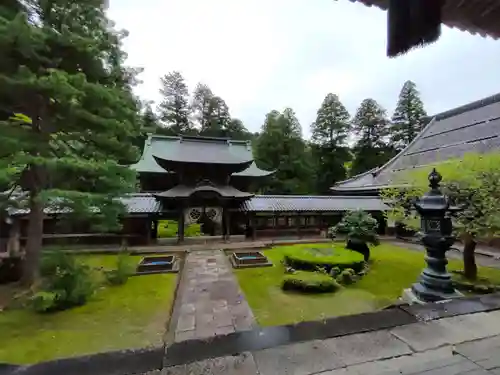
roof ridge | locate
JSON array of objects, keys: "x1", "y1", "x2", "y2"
[
  {"x1": 253, "y1": 195, "x2": 373, "y2": 199},
  {"x1": 432, "y1": 92, "x2": 500, "y2": 121}
]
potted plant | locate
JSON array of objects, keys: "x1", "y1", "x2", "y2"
[{"x1": 332, "y1": 210, "x2": 379, "y2": 261}]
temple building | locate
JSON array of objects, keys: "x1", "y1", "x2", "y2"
[{"x1": 332, "y1": 93, "x2": 500, "y2": 195}]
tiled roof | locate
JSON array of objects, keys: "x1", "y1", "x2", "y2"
[
  {"x1": 10, "y1": 193, "x2": 162, "y2": 216},
  {"x1": 131, "y1": 135, "x2": 273, "y2": 177},
  {"x1": 155, "y1": 184, "x2": 253, "y2": 199},
  {"x1": 347, "y1": 0, "x2": 500, "y2": 40},
  {"x1": 333, "y1": 93, "x2": 500, "y2": 192},
  {"x1": 9, "y1": 193, "x2": 388, "y2": 216},
  {"x1": 240, "y1": 195, "x2": 388, "y2": 212}
]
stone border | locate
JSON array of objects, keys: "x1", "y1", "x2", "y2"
[
  {"x1": 228, "y1": 252, "x2": 273, "y2": 269},
  {"x1": 0, "y1": 346, "x2": 164, "y2": 375},
  {"x1": 133, "y1": 256, "x2": 181, "y2": 276},
  {"x1": 3, "y1": 293, "x2": 500, "y2": 375}
]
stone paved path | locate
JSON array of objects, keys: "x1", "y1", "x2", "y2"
[
  {"x1": 171, "y1": 250, "x2": 255, "y2": 342},
  {"x1": 152, "y1": 310, "x2": 500, "y2": 375}
]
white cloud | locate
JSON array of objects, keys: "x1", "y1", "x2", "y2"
[{"x1": 108, "y1": 0, "x2": 500, "y2": 138}]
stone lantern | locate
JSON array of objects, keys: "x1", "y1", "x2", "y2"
[{"x1": 408, "y1": 168, "x2": 463, "y2": 303}]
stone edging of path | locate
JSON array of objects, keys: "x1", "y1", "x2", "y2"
[{"x1": 3, "y1": 293, "x2": 500, "y2": 375}]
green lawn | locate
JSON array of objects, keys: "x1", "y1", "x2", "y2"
[
  {"x1": 0, "y1": 255, "x2": 178, "y2": 365},
  {"x1": 235, "y1": 243, "x2": 500, "y2": 327}
]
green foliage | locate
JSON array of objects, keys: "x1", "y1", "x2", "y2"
[
  {"x1": 381, "y1": 153, "x2": 500, "y2": 239},
  {"x1": 254, "y1": 108, "x2": 314, "y2": 194},
  {"x1": 390, "y1": 81, "x2": 428, "y2": 151},
  {"x1": 32, "y1": 251, "x2": 96, "y2": 312},
  {"x1": 31, "y1": 291, "x2": 59, "y2": 313},
  {"x1": 351, "y1": 99, "x2": 395, "y2": 175},
  {"x1": 282, "y1": 271, "x2": 340, "y2": 293},
  {"x1": 104, "y1": 253, "x2": 134, "y2": 286},
  {"x1": 0, "y1": 0, "x2": 143, "y2": 283},
  {"x1": 157, "y1": 71, "x2": 193, "y2": 135},
  {"x1": 333, "y1": 210, "x2": 380, "y2": 246},
  {"x1": 283, "y1": 246, "x2": 365, "y2": 273},
  {"x1": 310, "y1": 93, "x2": 352, "y2": 193},
  {"x1": 336, "y1": 268, "x2": 357, "y2": 285},
  {"x1": 156, "y1": 220, "x2": 201, "y2": 238}
]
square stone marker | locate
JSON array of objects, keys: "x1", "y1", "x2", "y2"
[
  {"x1": 252, "y1": 340, "x2": 344, "y2": 375},
  {"x1": 324, "y1": 330, "x2": 412, "y2": 366}
]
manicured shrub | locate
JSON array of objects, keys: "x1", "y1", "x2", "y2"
[
  {"x1": 31, "y1": 251, "x2": 96, "y2": 313},
  {"x1": 336, "y1": 268, "x2": 357, "y2": 285},
  {"x1": 332, "y1": 210, "x2": 380, "y2": 261},
  {"x1": 104, "y1": 253, "x2": 134, "y2": 286},
  {"x1": 284, "y1": 246, "x2": 365, "y2": 273},
  {"x1": 282, "y1": 271, "x2": 340, "y2": 293}
]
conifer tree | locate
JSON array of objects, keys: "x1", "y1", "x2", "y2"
[
  {"x1": 390, "y1": 81, "x2": 428, "y2": 151},
  {"x1": 351, "y1": 99, "x2": 394, "y2": 176},
  {"x1": 0, "y1": 0, "x2": 141, "y2": 284},
  {"x1": 310, "y1": 93, "x2": 352, "y2": 193},
  {"x1": 157, "y1": 71, "x2": 193, "y2": 135}
]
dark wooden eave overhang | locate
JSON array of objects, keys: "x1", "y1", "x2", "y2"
[{"x1": 348, "y1": 0, "x2": 500, "y2": 39}]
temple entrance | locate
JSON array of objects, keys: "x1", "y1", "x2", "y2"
[{"x1": 184, "y1": 206, "x2": 223, "y2": 238}]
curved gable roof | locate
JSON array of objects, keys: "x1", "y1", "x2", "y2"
[{"x1": 332, "y1": 93, "x2": 500, "y2": 191}]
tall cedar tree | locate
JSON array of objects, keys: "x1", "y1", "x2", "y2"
[
  {"x1": 310, "y1": 93, "x2": 351, "y2": 193},
  {"x1": 191, "y1": 83, "x2": 214, "y2": 133},
  {"x1": 200, "y1": 96, "x2": 230, "y2": 137},
  {"x1": 390, "y1": 81, "x2": 427, "y2": 151},
  {"x1": 351, "y1": 99, "x2": 395, "y2": 176},
  {"x1": 157, "y1": 71, "x2": 192, "y2": 135},
  {"x1": 0, "y1": 0, "x2": 141, "y2": 285},
  {"x1": 254, "y1": 109, "x2": 314, "y2": 194}
]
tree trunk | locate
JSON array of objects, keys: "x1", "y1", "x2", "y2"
[
  {"x1": 20, "y1": 189, "x2": 44, "y2": 286},
  {"x1": 463, "y1": 234, "x2": 477, "y2": 280}
]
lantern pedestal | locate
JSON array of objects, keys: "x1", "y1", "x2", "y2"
[{"x1": 406, "y1": 168, "x2": 464, "y2": 304}]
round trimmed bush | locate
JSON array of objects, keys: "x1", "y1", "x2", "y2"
[
  {"x1": 282, "y1": 271, "x2": 340, "y2": 293},
  {"x1": 283, "y1": 246, "x2": 365, "y2": 273}
]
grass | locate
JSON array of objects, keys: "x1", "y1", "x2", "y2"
[
  {"x1": 157, "y1": 220, "x2": 201, "y2": 238},
  {"x1": 234, "y1": 242, "x2": 500, "y2": 327},
  {"x1": 0, "y1": 254, "x2": 178, "y2": 365}
]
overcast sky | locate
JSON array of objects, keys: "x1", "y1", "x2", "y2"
[{"x1": 108, "y1": 0, "x2": 500, "y2": 138}]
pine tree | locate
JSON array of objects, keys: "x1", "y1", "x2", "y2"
[
  {"x1": 310, "y1": 93, "x2": 352, "y2": 193},
  {"x1": 390, "y1": 81, "x2": 428, "y2": 150},
  {"x1": 0, "y1": 0, "x2": 141, "y2": 285},
  {"x1": 157, "y1": 71, "x2": 192, "y2": 135},
  {"x1": 254, "y1": 108, "x2": 314, "y2": 194},
  {"x1": 351, "y1": 99, "x2": 394, "y2": 176}
]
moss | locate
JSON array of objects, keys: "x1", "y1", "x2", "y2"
[
  {"x1": 234, "y1": 242, "x2": 500, "y2": 327},
  {"x1": 282, "y1": 271, "x2": 340, "y2": 293},
  {"x1": 0, "y1": 254, "x2": 177, "y2": 364}
]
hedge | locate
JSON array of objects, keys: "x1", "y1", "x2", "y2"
[
  {"x1": 283, "y1": 246, "x2": 365, "y2": 273},
  {"x1": 282, "y1": 271, "x2": 340, "y2": 293}
]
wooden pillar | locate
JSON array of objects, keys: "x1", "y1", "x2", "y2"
[
  {"x1": 145, "y1": 218, "x2": 152, "y2": 245},
  {"x1": 178, "y1": 207, "x2": 185, "y2": 244},
  {"x1": 223, "y1": 207, "x2": 231, "y2": 242},
  {"x1": 251, "y1": 213, "x2": 257, "y2": 241}
]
